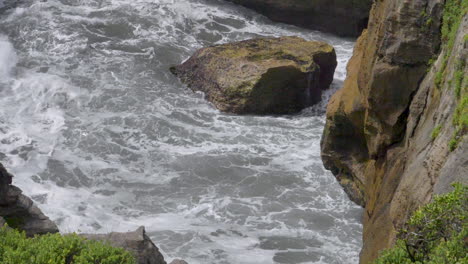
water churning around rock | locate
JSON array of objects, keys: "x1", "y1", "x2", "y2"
[{"x1": 0, "y1": 0, "x2": 361, "y2": 263}]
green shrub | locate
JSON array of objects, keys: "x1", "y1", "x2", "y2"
[
  {"x1": 0, "y1": 227, "x2": 136, "y2": 264},
  {"x1": 374, "y1": 183, "x2": 468, "y2": 263}
]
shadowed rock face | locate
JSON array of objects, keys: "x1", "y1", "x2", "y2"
[
  {"x1": 0, "y1": 162, "x2": 59, "y2": 236},
  {"x1": 225, "y1": 0, "x2": 372, "y2": 37},
  {"x1": 171, "y1": 36, "x2": 337, "y2": 115},
  {"x1": 321, "y1": 0, "x2": 467, "y2": 263},
  {"x1": 82, "y1": 227, "x2": 167, "y2": 264}
]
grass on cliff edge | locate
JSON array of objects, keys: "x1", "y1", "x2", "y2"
[
  {"x1": 0, "y1": 226, "x2": 136, "y2": 264},
  {"x1": 374, "y1": 183, "x2": 468, "y2": 264}
]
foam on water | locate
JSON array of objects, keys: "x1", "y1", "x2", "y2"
[
  {"x1": 0, "y1": 1, "x2": 361, "y2": 263},
  {"x1": 0, "y1": 35, "x2": 17, "y2": 81}
]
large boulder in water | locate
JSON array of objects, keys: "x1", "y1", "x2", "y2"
[{"x1": 171, "y1": 36, "x2": 337, "y2": 115}]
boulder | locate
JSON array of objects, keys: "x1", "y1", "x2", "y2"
[
  {"x1": 225, "y1": 0, "x2": 372, "y2": 37},
  {"x1": 171, "y1": 36, "x2": 337, "y2": 115},
  {"x1": 0, "y1": 162, "x2": 59, "y2": 236},
  {"x1": 82, "y1": 226, "x2": 167, "y2": 264}
]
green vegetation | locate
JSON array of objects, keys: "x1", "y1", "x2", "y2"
[
  {"x1": 3, "y1": 217, "x2": 24, "y2": 229},
  {"x1": 434, "y1": 0, "x2": 468, "y2": 88},
  {"x1": 374, "y1": 183, "x2": 468, "y2": 264},
  {"x1": 453, "y1": 59, "x2": 466, "y2": 98},
  {"x1": 433, "y1": 0, "x2": 468, "y2": 151},
  {"x1": 449, "y1": 96, "x2": 468, "y2": 151},
  {"x1": 0, "y1": 226, "x2": 136, "y2": 264},
  {"x1": 430, "y1": 125, "x2": 442, "y2": 140}
]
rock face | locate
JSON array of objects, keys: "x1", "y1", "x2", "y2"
[
  {"x1": 0, "y1": 162, "x2": 59, "y2": 236},
  {"x1": 225, "y1": 0, "x2": 372, "y2": 37},
  {"x1": 82, "y1": 226, "x2": 167, "y2": 264},
  {"x1": 321, "y1": 0, "x2": 467, "y2": 263},
  {"x1": 172, "y1": 36, "x2": 337, "y2": 115}
]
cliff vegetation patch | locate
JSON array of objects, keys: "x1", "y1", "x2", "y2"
[
  {"x1": 0, "y1": 226, "x2": 136, "y2": 264},
  {"x1": 374, "y1": 184, "x2": 468, "y2": 264}
]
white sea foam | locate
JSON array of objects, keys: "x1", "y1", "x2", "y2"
[{"x1": 0, "y1": 35, "x2": 17, "y2": 81}]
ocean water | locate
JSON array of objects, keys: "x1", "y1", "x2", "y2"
[{"x1": 0, "y1": 0, "x2": 362, "y2": 263}]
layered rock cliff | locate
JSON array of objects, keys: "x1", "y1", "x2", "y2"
[
  {"x1": 321, "y1": 0, "x2": 467, "y2": 263},
  {"x1": 225, "y1": 0, "x2": 372, "y2": 37}
]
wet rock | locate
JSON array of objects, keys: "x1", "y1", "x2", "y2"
[
  {"x1": 0, "y1": 162, "x2": 59, "y2": 236},
  {"x1": 225, "y1": 0, "x2": 372, "y2": 37},
  {"x1": 82, "y1": 226, "x2": 167, "y2": 264},
  {"x1": 172, "y1": 36, "x2": 336, "y2": 115},
  {"x1": 169, "y1": 259, "x2": 188, "y2": 264}
]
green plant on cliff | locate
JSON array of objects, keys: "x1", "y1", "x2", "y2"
[
  {"x1": 449, "y1": 96, "x2": 468, "y2": 151},
  {"x1": 374, "y1": 183, "x2": 468, "y2": 264},
  {"x1": 434, "y1": 0, "x2": 468, "y2": 151},
  {"x1": 434, "y1": 0, "x2": 467, "y2": 89},
  {"x1": 430, "y1": 125, "x2": 442, "y2": 140},
  {"x1": 0, "y1": 226, "x2": 136, "y2": 264}
]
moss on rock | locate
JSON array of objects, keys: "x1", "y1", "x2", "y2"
[{"x1": 171, "y1": 36, "x2": 337, "y2": 115}]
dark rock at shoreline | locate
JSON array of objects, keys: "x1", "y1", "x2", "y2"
[
  {"x1": 82, "y1": 226, "x2": 167, "y2": 264},
  {"x1": 225, "y1": 0, "x2": 372, "y2": 37},
  {"x1": 0, "y1": 162, "x2": 59, "y2": 236},
  {"x1": 171, "y1": 36, "x2": 337, "y2": 115}
]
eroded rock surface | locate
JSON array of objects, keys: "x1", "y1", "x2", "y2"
[
  {"x1": 321, "y1": 0, "x2": 467, "y2": 263},
  {"x1": 82, "y1": 226, "x2": 167, "y2": 264},
  {"x1": 172, "y1": 36, "x2": 337, "y2": 115},
  {"x1": 0, "y1": 162, "x2": 59, "y2": 236},
  {"x1": 225, "y1": 0, "x2": 372, "y2": 37}
]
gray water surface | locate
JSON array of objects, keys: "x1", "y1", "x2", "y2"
[{"x1": 0, "y1": 0, "x2": 362, "y2": 263}]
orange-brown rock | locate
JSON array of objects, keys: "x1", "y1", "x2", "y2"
[{"x1": 321, "y1": 0, "x2": 467, "y2": 263}]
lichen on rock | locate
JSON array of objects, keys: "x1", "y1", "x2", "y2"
[{"x1": 171, "y1": 36, "x2": 337, "y2": 115}]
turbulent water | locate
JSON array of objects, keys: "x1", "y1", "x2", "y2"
[{"x1": 0, "y1": 0, "x2": 362, "y2": 263}]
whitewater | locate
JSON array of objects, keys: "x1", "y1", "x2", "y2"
[{"x1": 0, "y1": 0, "x2": 362, "y2": 263}]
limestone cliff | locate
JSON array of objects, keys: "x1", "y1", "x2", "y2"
[
  {"x1": 225, "y1": 0, "x2": 372, "y2": 37},
  {"x1": 321, "y1": 0, "x2": 467, "y2": 263}
]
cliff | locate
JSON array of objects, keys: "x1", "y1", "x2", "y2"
[
  {"x1": 225, "y1": 0, "x2": 372, "y2": 37},
  {"x1": 321, "y1": 0, "x2": 467, "y2": 263}
]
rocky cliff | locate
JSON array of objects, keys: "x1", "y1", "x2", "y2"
[
  {"x1": 0, "y1": 162, "x2": 59, "y2": 236},
  {"x1": 225, "y1": 0, "x2": 372, "y2": 37},
  {"x1": 0, "y1": 162, "x2": 170, "y2": 264},
  {"x1": 321, "y1": 0, "x2": 467, "y2": 263}
]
